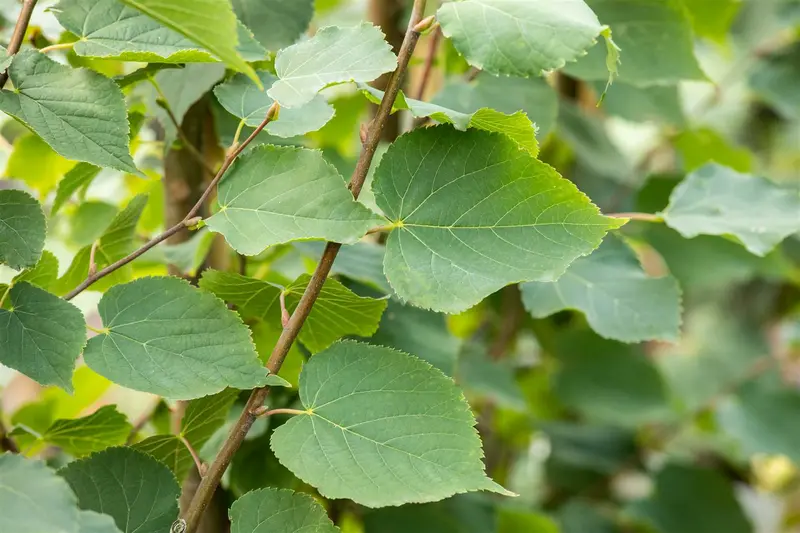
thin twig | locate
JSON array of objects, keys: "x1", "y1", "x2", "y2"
[
  {"x1": 179, "y1": 435, "x2": 206, "y2": 476},
  {"x1": 88, "y1": 241, "x2": 99, "y2": 276},
  {"x1": 413, "y1": 26, "x2": 441, "y2": 100},
  {"x1": 64, "y1": 103, "x2": 280, "y2": 301},
  {"x1": 252, "y1": 407, "x2": 306, "y2": 418},
  {"x1": 0, "y1": 0, "x2": 37, "y2": 88},
  {"x1": 38, "y1": 42, "x2": 74, "y2": 54},
  {"x1": 148, "y1": 76, "x2": 216, "y2": 176},
  {"x1": 179, "y1": 2, "x2": 429, "y2": 530}
]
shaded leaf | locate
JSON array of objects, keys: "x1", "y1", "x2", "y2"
[
  {"x1": 0, "y1": 50, "x2": 138, "y2": 173},
  {"x1": 373, "y1": 126, "x2": 623, "y2": 313},
  {"x1": 438, "y1": 0, "x2": 604, "y2": 77},
  {"x1": 229, "y1": 488, "x2": 339, "y2": 533},
  {"x1": 78, "y1": 511, "x2": 123, "y2": 533},
  {"x1": 60, "y1": 447, "x2": 180, "y2": 533},
  {"x1": 43, "y1": 405, "x2": 131, "y2": 457},
  {"x1": 133, "y1": 435, "x2": 193, "y2": 482},
  {"x1": 456, "y1": 343, "x2": 525, "y2": 411},
  {"x1": 206, "y1": 145, "x2": 384, "y2": 255},
  {"x1": 162, "y1": 227, "x2": 215, "y2": 277},
  {"x1": 0, "y1": 189, "x2": 45, "y2": 270},
  {"x1": 674, "y1": 128, "x2": 753, "y2": 173},
  {"x1": 232, "y1": 0, "x2": 314, "y2": 51},
  {"x1": 271, "y1": 341, "x2": 511, "y2": 507},
  {"x1": 214, "y1": 70, "x2": 334, "y2": 137},
  {"x1": 595, "y1": 81, "x2": 685, "y2": 126},
  {"x1": 0, "y1": 282, "x2": 85, "y2": 391},
  {"x1": 498, "y1": 508, "x2": 559, "y2": 533},
  {"x1": 662, "y1": 163, "x2": 800, "y2": 256},
  {"x1": 363, "y1": 494, "x2": 496, "y2": 533},
  {"x1": 14, "y1": 250, "x2": 59, "y2": 290},
  {"x1": 268, "y1": 23, "x2": 397, "y2": 108},
  {"x1": 749, "y1": 41, "x2": 800, "y2": 120},
  {"x1": 181, "y1": 388, "x2": 240, "y2": 450},
  {"x1": 521, "y1": 236, "x2": 682, "y2": 342},
  {"x1": 83, "y1": 276, "x2": 268, "y2": 399},
  {"x1": 294, "y1": 241, "x2": 390, "y2": 293}
]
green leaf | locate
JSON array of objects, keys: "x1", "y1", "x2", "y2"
[
  {"x1": 295, "y1": 241, "x2": 390, "y2": 293},
  {"x1": 52, "y1": 0, "x2": 266, "y2": 63},
  {"x1": 0, "y1": 50, "x2": 138, "y2": 173},
  {"x1": 181, "y1": 388, "x2": 239, "y2": 450},
  {"x1": 199, "y1": 269, "x2": 387, "y2": 353},
  {"x1": 78, "y1": 511, "x2": 123, "y2": 533},
  {"x1": 359, "y1": 84, "x2": 538, "y2": 155},
  {"x1": 232, "y1": 0, "x2": 314, "y2": 51},
  {"x1": 118, "y1": 0, "x2": 259, "y2": 83},
  {"x1": 133, "y1": 435, "x2": 193, "y2": 481},
  {"x1": 564, "y1": 0, "x2": 707, "y2": 86},
  {"x1": 55, "y1": 195, "x2": 148, "y2": 295},
  {"x1": 628, "y1": 464, "x2": 751, "y2": 533},
  {"x1": 681, "y1": 0, "x2": 742, "y2": 42},
  {"x1": 162, "y1": 227, "x2": 215, "y2": 277},
  {"x1": 5, "y1": 133, "x2": 74, "y2": 195},
  {"x1": 749, "y1": 42, "x2": 800, "y2": 120},
  {"x1": 433, "y1": 73, "x2": 558, "y2": 139},
  {"x1": 0, "y1": 282, "x2": 85, "y2": 391},
  {"x1": 594, "y1": 81, "x2": 685, "y2": 126},
  {"x1": 214, "y1": 70, "x2": 335, "y2": 137},
  {"x1": 43, "y1": 405, "x2": 131, "y2": 457},
  {"x1": 673, "y1": 128, "x2": 753, "y2": 173},
  {"x1": 271, "y1": 341, "x2": 511, "y2": 507},
  {"x1": 83, "y1": 276, "x2": 268, "y2": 399},
  {"x1": 0, "y1": 454, "x2": 81, "y2": 533},
  {"x1": 14, "y1": 250, "x2": 59, "y2": 290},
  {"x1": 373, "y1": 126, "x2": 623, "y2": 313},
  {"x1": 265, "y1": 374, "x2": 292, "y2": 387},
  {"x1": 0, "y1": 45, "x2": 11, "y2": 71},
  {"x1": 437, "y1": 0, "x2": 604, "y2": 77},
  {"x1": 371, "y1": 299, "x2": 461, "y2": 375},
  {"x1": 59, "y1": 447, "x2": 180, "y2": 533},
  {"x1": 550, "y1": 332, "x2": 670, "y2": 426},
  {"x1": 456, "y1": 343, "x2": 526, "y2": 411},
  {"x1": 0, "y1": 189, "x2": 45, "y2": 270},
  {"x1": 206, "y1": 145, "x2": 384, "y2": 255},
  {"x1": 498, "y1": 509, "x2": 559, "y2": 533},
  {"x1": 521, "y1": 236, "x2": 682, "y2": 342},
  {"x1": 229, "y1": 488, "x2": 339, "y2": 533},
  {"x1": 69, "y1": 202, "x2": 119, "y2": 248},
  {"x1": 268, "y1": 23, "x2": 397, "y2": 108},
  {"x1": 661, "y1": 163, "x2": 800, "y2": 256},
  {"x1": 362, "y1": 494, "x2": 496, "y2": 533}
]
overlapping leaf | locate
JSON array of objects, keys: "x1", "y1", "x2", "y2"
[
  {"x1": 0, "y1": 51, "x2": 138, "y2": 173},
  {"x1": 133, "y1": 435, "x2": 193, "y2": 481},
  {"x1": 83, "y1": 276, "x2": 268, "y2": 399},
  {"x1": 232, "y1": 0, "x2": 314, "y2": 51},
  {"x1": 359, "y1": 85, "x2": 538, "y2": 155},
  {"x1": 271, "y1": 341, "x2": 511, "y2": 507},
  {"x1": 14, "y1": 250, "x2": 59, "y2": 290},
  {"x1": 521, "y1": 236, "x2": 682, "y2": 342},
  {"x1": 206, "y1": 145, "x2": 384, "y2": 255},
  {"x1": 60, "y1": 447, "x2": 180, "y2": 533},
  {"x1": 229, "y1": 488, "x2": 339, "y2": 533},
  {"x1": 43, "y1": 405, "x2": 131, "y2": 457},
  {"x1": 0, "y1": 282, "x2": 85, "y2": 391},
  {"x1": 373, "y1": 126, "x2": 623, "y2": 313},
  {"x1": 77, "y1": 511, "x2": 123, "y2": 533},
  {"x1": 0, "y1": 454, "x2": 81, "y2": 533},
  {"x1": 181, "y1": 388, "x2": 240, "y2": 450},
  {"x1": 661, "y1": 163, "x2": 800, "y2": 256},
  {"x1": 438, "y1": 0, "x2": 604, "y2": 77},
  {"x1": 214, "y1": 71, "x2": 334, "y2": 137},
  {"x1": 119, "y1": 0, "x2": 259, "y2": 83},
  {"x1": 268, "y1": 23, "x2": 397, "y2": 108},
  {"x1": 0, "y1": 189, "x2": 45, "y2": 270},
  {"x1": 52, "y1": 0, "x2": 266, "y2": 63}
]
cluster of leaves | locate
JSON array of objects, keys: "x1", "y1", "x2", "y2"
[{"x1": 1, "y1": 0, "x2": 799, "y2": 532}]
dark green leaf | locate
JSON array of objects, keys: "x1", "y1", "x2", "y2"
[
  {"x1": 749, "y1": 42, "x2": 800, "y2": 120},
  {"x1": 181, "y1": 388, "x2": 239, "y2": 450},
  {"x1": 43, "y1": 405, "x2": 131, "y2": 457},
  {"x1": 14, "y1": 250, "x2": 59, "y2": 290},
  {"x1": 232, "y1": 0, "x2": 314, "y2": 51},
  {"x1": 229, "y1": 488, "x2": 339, "y2": 533},
  {"x1": 133, "y1": 435, "x2": 193, "y2": 482},
  {"x1": 0, "y1": 189, "x2": 45, "y2": 270}
]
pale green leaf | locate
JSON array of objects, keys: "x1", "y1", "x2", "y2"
[
  {"x1": 5, "y1": 133, "x2": 74, "y2": 195},
  {"x1": 433, "y1": 73, "x2": 558, "y2": 139},
  {"x1": 359, "y1": 84, "x2": 538, "y2": 155},
  {"x1": 53, "y1": 0, "x2": 266, "y2": 63},
  {"x1": 0, "y1": 50, "x2": 138, "y2": 173},
  {"x1": 14, "y1": 250, "x2": 59, "y2": 290},
  {"x1": 78, "y1": 511, "x2": 123, "y2": 533},
  {"x1": 749, "y1": 42, "x2": 800, "y2": 121},
  {"x1": 564, "y1": 0, "x2": 707, "y2": 86},
  {"x1": 594, "y1": 81, "x2": 685, "y2": 126},
  {"x1": 437, "y1": 0, "x2": 603, "y2": 77},
  {"x1": 60, "y1": 447, "x2": 180, "y2": 533},
  {"x1": 0, "y1": 454, "x2": 80, "y2": 533},
  {"x1": 55, "y1": 195, "x2": 148, "y2": 295},
  {"x1": 232, "y1": 0, "x2": 314, "y2": 51},
  {"x1": 268, "y1": 23, "x2": 397, "y2": 108},
  {"x1": 265, "y1": 374, "x2": 292, "y2": 387},
  {"x1": 229, "y1": 488, "x2": 339, "y2": 533},
  {"x1": 0, "y1": 45, "x2": 10, "y2": 71},
  {"x1": 199, "y1": 269, "x2": 387, "y2": 353},
  {"x1": 83, "y1": 276, "x2": 268, "y2": 399},
  {"x1": 214, "y1": 70, "x2": 335, "y2": 137},
  {"x1": 521, "y1": 236, "x2": 682, "y2": 342},
  {"x1": 69, "y1": 202, "x2": 119, "y2": 248},
  {"x1": 629, "y1": 464, "x2": 751, "y2": 533},
  {"x1": 0, "y1": 282, "x2": 85, "y2": 391},
  {"x1": 162, "y1": 227, "x2": 215, "y2": 277},
  {"x1": 674, "y1": 128, "x2": 753, "y2": 173},
  {"x1": 0, "y1": 189, "x2": 45, "y2": 270},
  {"x1": 206, "y1": 145, "x2": 384, "y2": 255},
  {"x1": 181, "y1": 388, "x2": 239, "y2": 450},
  {"x1": 271, "y1": 341, "x2": 511, "y2": 507},
  {"x1": 681, "y1": 0, "x2": 742, "y2": 42},
  {"x1": 373, "y1": 126, "x2": 623, "y2": 313},
  {"x1": 119, "y1": 0, "x2": 259, "y2": 83},
  {"x1": 133, "y1": 435, "x2": 193, "y2": 481},
  {"x1": 498, "y1": 509, "x2": 559, "y2": 533},
  {"x1": 43, "y1": 405, "x2": 131, "y2": 457},
  {"x1": 662, "y1": 163, "x2": 800, "y2": 256}
]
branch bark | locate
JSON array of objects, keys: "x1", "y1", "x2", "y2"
[
  {"x1": 179, "y1": 2, "x2": 429, "y2": 530},
  {"x1": 0, "y1": 0, "x2": 37, "y2": 88},
  {"x1": 369, "y1": 0, "x2": 406, "y2": 141}
]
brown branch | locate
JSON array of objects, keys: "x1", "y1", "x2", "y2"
[
  {"x1": 0, "y1": 0, "x2": 37, "y2": 88},
  {"x1": 64, "y1": 103, "x2": 280, "y2": 301},
  {"x1": 179, "y1": 2, "x2": 429, "y2": 530}
]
